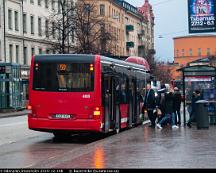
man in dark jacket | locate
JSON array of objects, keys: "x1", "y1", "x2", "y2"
[
  {"x1": 173, "y1": 87, "x2": 182, "y2": 125},
  {"x1": 156, "y1": 84, "x2": 166, "y2": 123},
  {"x1": 143, "y1": 83, "x2": 156, "y2": 128},
  {"x1": 187, "y1": 90, "x2": 201, "y2": 128},
  {"x1": 156, "y1": 87, "x2": 179, "y2": 129}
]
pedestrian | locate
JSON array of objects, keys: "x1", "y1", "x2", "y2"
[
  {"x1": 156, "y1": 84, "x2": 166, "y2": 123},
  {"x1": 173, "y1": 87, "x2": 182, "y2": 125},
  {"x1": 142, "y1": 83, "x2": 156, "y2": 128},
  {"x1": 156, "y1": 86, "x2": 179, "y2": 129},
  {"x1": 187, "y1": 90, "x2": 202, "y2": 128}
]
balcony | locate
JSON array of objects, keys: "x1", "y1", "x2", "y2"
[
  {"x1": 126, "y1": 41, "x2": 134, "y2": 48},
  {"x1": 138, "y1": 45, "x2": 145, "y2": 49},
  {"x1": 126, "y1": 25, "x2": 134, "y2": 32}
]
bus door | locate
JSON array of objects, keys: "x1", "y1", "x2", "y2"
[
  {"x1": 103, "y1": 75, "x2": 115, "y2": 133},
  {"x1": 128, "y1": 79, "x2": 137, "y2": 127}
]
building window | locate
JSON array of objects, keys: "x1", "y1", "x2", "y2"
[
  {"x1": 84, "y1": 4, "x2": 91, "y2": 14},
  {"x1": 52, "y1": 22, "x2": 55, "y2": 38},
  {"x1": 14, "y1": 11, "x2": 19, "y2": 31},
  {"x1": 207, "y1": 48, "x2": 210, "y2": 56},
  {"x1": 198, "y1": 48, "x2": 201, "y2": 56},
  {"x1": 0, "y1": 7, "x2": 1, "y2": 27},
  {"x1": 189, "y1": 48, "x2": 192, "y2": 56},
  {"x1": 58, "y1": 0, "x2": 61, "y2": 13},
  {"x1": 38, "y1": 0, "x2": 41, "y2": 6},
  {"x1": 58, "y1": 29, "x2": 62, "y2": 40},
  {"x1": 9, "y1": 44, "x2": 13, "y2": 62},
  {"x1": 39, "y1": 48, "x2": 42, "y2": 54},
  {"x1": 24, "y1": 47, "x2": 27, "y2": 64},
  {"x1": 31, "y1": 47, "x2": 35, "y2": 56},
  {"x1": 30, "y1": 15, "x2": 34, "y2": 34},
  {"x1": 8, "y1": 9, "x2": 12, "y2": 30},
  {"x1": 182, "y1": 49, "x2": 184, "y2": 56},
  {"x1": 71, "y1": 30, "x2": 74, "y2": 43},
  {"x1": 100, "y1": 4, "x2": 105, "y2": 16},
  {"x1": 30, "y1": 0, "x2": 34, "y2": 4},
  {"x1": 45, "y1": 19, "x2": 49, "y2": 37},
  {"x1": 23, "y1": 13, "x2": 27, "y2": 33},
  {"x1": 16, "y1": 45, "x2": 19, "y2": 63},
  {"x1": 45, "y1": 0, "x2": 49, "y2": 8},
  {"x1": 52, "y1": 0, "x2": 55, "y2": 11},
  {"x1": 0, "y1": 42, "x2": 1, "y2": 61},
  {"x1": 38, "y1": 17, "x2": 42, "y2": 36},
  {"x1": 46, "y1": 49, "x2": 50, "y2": 54}
]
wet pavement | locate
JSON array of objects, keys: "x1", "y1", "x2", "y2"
[
  {"x1": 50, "y1": 125, "x2": 216, "y2": 168},
  {"x1": 0, "y1": 116, "x2": 216, "y2": 168}
]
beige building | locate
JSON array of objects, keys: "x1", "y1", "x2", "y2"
[{"x1": 86, "y1": 0, "x2": 154, "y2": 57}]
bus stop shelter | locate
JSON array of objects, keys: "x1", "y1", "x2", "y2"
[
  {"x1": 0, "y1": 63, "x2": 23, "y2": 111},
  {"x1": 177, "y1": 65, "x2": 216, "y2": 125}
]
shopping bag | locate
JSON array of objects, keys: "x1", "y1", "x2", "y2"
[{"x1": 156, "y1": 108, "x2": 162, "y2": 116}]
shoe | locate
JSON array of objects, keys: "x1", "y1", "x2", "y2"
[
  {"x1": 156, "y1": 123, "x2": 162, "y2": 129},
  {"x1": 187, "y1": 123, "x2": 191, "y2": 128},
  {"x1": 172, "y1": 125, "x2": 179, "y2": 129}
]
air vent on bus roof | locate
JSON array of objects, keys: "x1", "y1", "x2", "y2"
[{"x1": 125, "y1": 56, "x2": 150, "y2": 71}]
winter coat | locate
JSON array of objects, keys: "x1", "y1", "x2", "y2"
[{"x1": 173, "y1": 91, "x2": 182, "y2": 110}]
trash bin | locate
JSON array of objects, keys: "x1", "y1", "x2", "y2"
[{"x1": 195, "y1": 100, "x2": 209, "y2": 129}]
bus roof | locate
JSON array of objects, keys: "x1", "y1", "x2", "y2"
[
  {"x1": 34, "y1": 54, "x2": 95, "y2": 63},
  {"x1": 33, "y1": 54, "x2": 149, "y2": 72}
]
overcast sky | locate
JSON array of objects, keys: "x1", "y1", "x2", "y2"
[{"x1": 125, "y1": 0, "x2": 189, "y2": 62}]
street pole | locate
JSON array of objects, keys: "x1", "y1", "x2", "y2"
[
  {"x1": 183, "y1": 71, "x2": 186, "y2": 126},
  {"x1": 22, "y1": 0, "x2": 24, "y2": 64},
  {"x1": 3, "y1": 0, "x2": 6, "y2": 62}
]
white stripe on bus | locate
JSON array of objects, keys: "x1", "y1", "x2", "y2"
[{"x1": 121, "y1": 117, "x2": 128, "y2": 123}]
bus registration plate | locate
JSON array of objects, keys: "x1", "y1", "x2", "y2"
[{"x1": 53, "y1": 114, "x2": 71, "y2": 119}]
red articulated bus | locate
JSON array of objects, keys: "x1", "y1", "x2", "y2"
[{"x1": 28, "y1": 54, "x2": 150, "y2": 137}]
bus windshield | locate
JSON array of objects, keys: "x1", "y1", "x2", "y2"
[{"x1": 33, "y1": 62, "x2": 94, "y2": 92}]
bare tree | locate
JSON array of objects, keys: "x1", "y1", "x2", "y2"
[
  {"x1": 46, "y1": 0, "x2": 116, "y2": 54},
  {"x1": 154, "y1": 62, "x2": 173, "y2": 84},
  {"x1": 45, "y1": 0, "x2": 75, "y2": 53},
  {"x1": 72, "y1": 0, "x2": 116, "y2": 54},
  {"x1": 145, "y1": 49, "x2": 172, "y2": 84}
]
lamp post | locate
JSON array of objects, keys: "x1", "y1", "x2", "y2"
[{"x1": 3, "y1": 0, "x2": 6, "y2": 62}]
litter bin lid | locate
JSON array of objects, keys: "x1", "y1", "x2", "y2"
[{"x1": 195, "y1": 100, "x2": 209, "y2": 104}]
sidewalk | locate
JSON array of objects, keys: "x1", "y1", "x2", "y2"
[{"x1": 0, "y1": 110, "x2": 28, "y2": 119}]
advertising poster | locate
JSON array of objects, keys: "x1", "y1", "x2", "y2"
[{"x1": 188, "y1": 0, "x2": 216, "y2": 33}]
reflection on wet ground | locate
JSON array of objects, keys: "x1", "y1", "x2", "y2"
[
  {"x1": 53, "y1": 126, "x2": 216, "y2": 168},
  {"x1": 1, "y1": 125, "x2": 216, "y2": 168}
]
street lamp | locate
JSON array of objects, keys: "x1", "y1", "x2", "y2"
[
  {"x1": 158, "y1": 35, "x2": 163, "y2": 38},
  {"x1": 3, "y1": 0, "x2": 6, "y2": 62}
]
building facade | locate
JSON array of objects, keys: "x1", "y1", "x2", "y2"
[
  {"x1": 138, "y1": 0, "x2": 154, "y2": 54},
  {"x1": 88, "y1": 0, "x2": 154, "y2": 57},
  {"x1": 0, "y1": 0, "x2": 154, "y2": 64},
  {"x1": 173, "y1": 35, "x2": 216, "y2": 80},
  {"x1": 174, "y1": 35, "x2": 216, "y2": 66},
  {"x1": 0, "y1": 0, "x2": 77, "y2": 65}
]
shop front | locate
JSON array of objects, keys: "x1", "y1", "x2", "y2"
[{"x1": 0, "y1": 63, "x2": 30, "y2": 111}]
